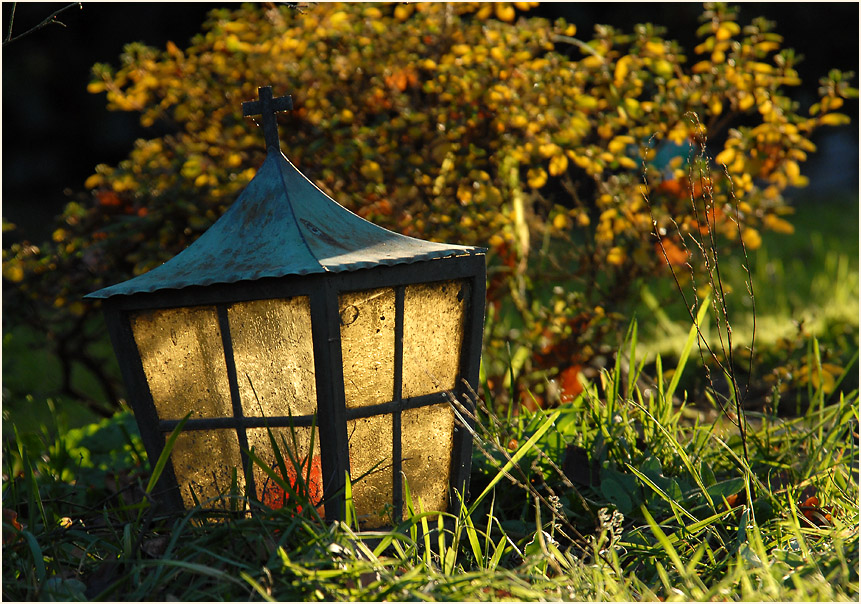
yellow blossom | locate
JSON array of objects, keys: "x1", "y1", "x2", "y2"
[
  {"x1": 607, "y1": 247, "x2": 626, "y2": 265},
  {"x1": 741, "y1": 227, "x2": 762, "y2": 250}
]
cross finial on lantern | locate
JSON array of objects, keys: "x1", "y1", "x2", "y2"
[{"x1": 242, "y1": 86, "x2": 294, "y2": 151}]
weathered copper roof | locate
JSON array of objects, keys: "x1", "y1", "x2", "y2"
[{"x1": 86, "y1": 148, "x2": 482, "y2": 299}]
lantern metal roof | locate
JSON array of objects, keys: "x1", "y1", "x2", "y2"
[{"x1": 87, "y1": 87, "x2": 482, "y2": 300}]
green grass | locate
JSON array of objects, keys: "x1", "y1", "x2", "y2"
[
  {"x1": 638, "y1": 194, "x2": 859, "y2": 364},
  {"x1": 3, "y1": 320, "x2": 858, "y2": 600}
]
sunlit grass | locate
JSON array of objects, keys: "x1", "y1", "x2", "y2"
[{"x1": 3, "y1": 318, "x2": 857, "y2": 601}]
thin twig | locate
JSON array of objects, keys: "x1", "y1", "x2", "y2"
[
  {"x1": 551, "y1": 34, "x2": 604, "y2": 60},
  {"x1": 685, "y1": 113, "x2": 751, "y2": 467},
  {"x1": 720, "y1": 163, "x2": 757, "y2": 403},
  {"x1": 3, "y1": 2, "x2": 81, "y2": 47},
  {"x1": 5, "y1": 2, "x2": 16, "y2": 44},
  {"x1": 641, "y1": 136, "x2": 731, "y2": 419}
]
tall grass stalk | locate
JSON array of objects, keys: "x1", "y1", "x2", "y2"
[{"x1": 643, "y1": 113, "x2": 759, "y2": 481}]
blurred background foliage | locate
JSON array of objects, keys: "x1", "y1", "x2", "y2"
[{"x1": 2, "y1": 2, "x2": 858, "y2": 429}]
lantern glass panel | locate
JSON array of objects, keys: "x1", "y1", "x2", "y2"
[
  {"x1": 227, "y1": 297, "x2": 317, "y2": 417},
  {"x1": 402, "y1": 280, "x2": 467, "y2": 398},
  {"x1": 347, "y1": 414, "x2": 393, "y2": 528},
  {"x1": 172, "y1": 429, "x2": 244, "y2": 509},
  {"x1": 131, "y1": 306, "x2": 233, "y2": 420},
  {"x1": 402, "y1": 402, "x2": 455, "y2": 514},
  {"x1": 339, "y1": 288, "x2": 396, "y2": 409},
  {"x1": 247, "y1": 426, "x2": 323, "y2": 512}
]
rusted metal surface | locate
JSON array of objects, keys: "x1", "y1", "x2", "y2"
[{"x1": 87, "y1": 149, "x2": 481, "y2": 299}]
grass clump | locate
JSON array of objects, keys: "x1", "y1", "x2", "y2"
[{"x1": 3, "y1": 318, "x2": 857, "y2": 600}]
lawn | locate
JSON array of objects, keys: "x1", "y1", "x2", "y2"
[{"x1": 3, "y1": 190, "x2": 858, "y2": 601}]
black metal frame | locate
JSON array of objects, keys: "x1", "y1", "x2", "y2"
[{"x1": 101, "y1": 253, "x2": 485, "y2": 524}]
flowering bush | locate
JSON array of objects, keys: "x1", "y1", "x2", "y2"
[{"x1": 3, "y1": 2, "x2": 854, "y2": 410}]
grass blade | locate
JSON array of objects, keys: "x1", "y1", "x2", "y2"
[
  {"x1": 468, "y1": 409, "x2": 562, "y2": 514},
  {"x1": 458, "y1": 494, "x2": 483, "y2": 565},
  {"x1": 666, "y1": 296, "x2": 711, "y2": 404},
  {"x1": 641, "y1": 506, "x2": 686, "y2": 575},
  {"x1": 488, "y1": 535, "x2": 508, "y2": 572},
  {"x1": 146, "y1": 412, "x2": 191, "y2": 495},
  {"x1": 240, "y1": 571, "x2": 276, "y2": 602}
]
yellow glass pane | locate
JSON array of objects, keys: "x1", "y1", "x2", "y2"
[
  {"x1": 347, "y1": 414, "x2": 393, "y2": 528},
  {"x1": 339, "y1": 288, "x2": 395, "y2": 409},
  {"x1": 171, "y1": 429, "x2": 244, "y2": 510},
  {"x1": 402, "y1": 280, "x2": 467, "y2": 398},
  {"x1": 131, "y1": 306, "x2": 232, "y2": 420},
  {"x1": 227, "y1": 297, "x2": 317, "y2": 418},
  {"x1": 247, "y1": 427, "x2": 323, "y2": 513},
  {"x1": 402, "y1": 403, "x2": 455, "y2": 515}
]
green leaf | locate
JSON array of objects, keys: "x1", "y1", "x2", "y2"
[
  {"x1": 600, "y1": 469, "x2": 637, "y2": 516},
  {"x1": 22, "y1": 530, "x2": 46, "y2": 584},
  {"x1": 640, "y1": 455, "x2": 662, "y2": 475},
  {"x1": 706, "y1": 477, "x2": 745, "y2": 502},
  {"x1": 696, "y1": 22, "x2": 715, "y2": 37},
  {"x1": 699, "y1": 460, "x2": 717, "y2": 487},
  {"x1": 627, "y1": 464, "x2": 697, "y2": 523}
]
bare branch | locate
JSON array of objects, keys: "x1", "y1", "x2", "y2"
[
  {"x1": 3, "y1": 2, "x2": 81, "y2": 47},
  {"x1": 551, "y1": 34, "x2": 604, "y2": 60}
]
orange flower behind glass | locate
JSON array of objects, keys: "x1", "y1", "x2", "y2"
[{"x1": 259, "y1": 455, "x2": 324, "y2": 516}]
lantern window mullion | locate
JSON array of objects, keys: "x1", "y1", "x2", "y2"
[
  {"x1": 392, "y1": 284, "x2": 405, "y2": 520},
  {"x1": 216, "y1": 304, "x2": 257, "y2": 504}
]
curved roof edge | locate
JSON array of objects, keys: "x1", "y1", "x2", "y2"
[{"x1": 87, "y1": 149, "x2": 485, "y2": 300}]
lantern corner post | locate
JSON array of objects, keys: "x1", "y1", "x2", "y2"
[
  {"x1": 451, "y1": 252, "x2": 487, "y2": 504},
  {"x1": 100, "y1": 297, "x2": 185, "y2": 512}
]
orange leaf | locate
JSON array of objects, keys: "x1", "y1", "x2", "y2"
[
  {"x1": 558, "y1": 365, "x2": 583, "y2": 401},
  {"x1": 655, "y1": 239, "x2": 689, "y2": 266},
  {"x1": 802, "y1": 495, "x2": 819, "y2": 507},
  {"x1": 799, "y1": 495, "x2": 833, "y2": 526},
  {"x1": 2, "y1": 509, "x2": 22, "y2": 545},
  {"x1": 97, "y1": 190, "x2": 122, "y2": 207},
  {"x1": 385, "y1": 68, "x2": 417, "y2": 92},
  {"x1": 725, "y1": 491, "x2": 746, "y2": 507},
  {"x1": 654, "y1": 176, "x2": 702, "y2": 200}
]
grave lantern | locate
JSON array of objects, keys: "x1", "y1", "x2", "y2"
[{"x1": 87, "y1": 87, "x2": 486, "y2": 527}]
